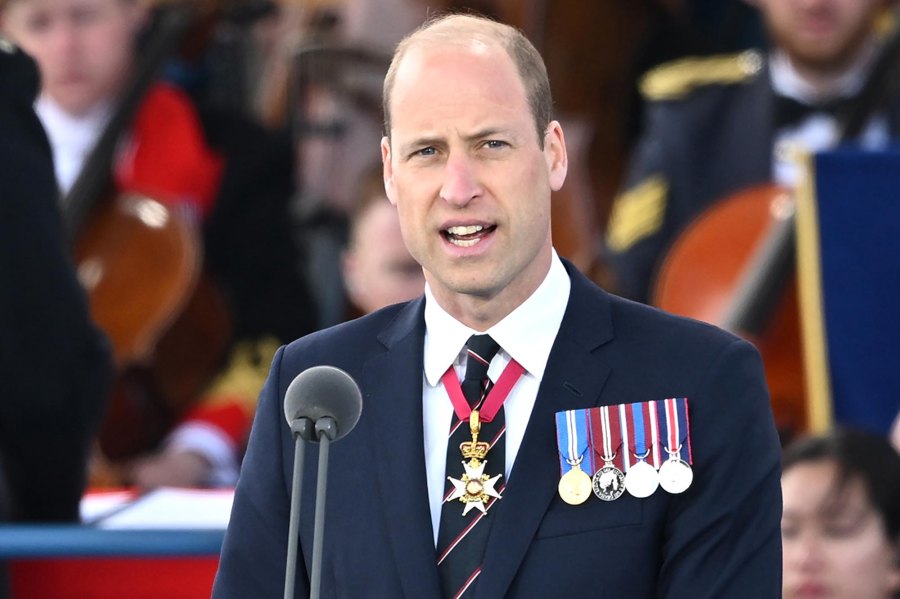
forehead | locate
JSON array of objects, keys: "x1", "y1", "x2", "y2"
[
  {"x1": 783, "y1": 461, "x2": 870, "y2": 514},
  {"x1": 388, "y1": 41, "x2": 529, "y2": 133}
]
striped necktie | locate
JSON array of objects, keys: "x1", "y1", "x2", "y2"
[{"x1": 437, "y1": 334, "x2": 503, "y2": 599}]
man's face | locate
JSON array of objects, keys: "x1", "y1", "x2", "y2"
[
  {"x1": 2, "y1": 0, "x2": 143, "y2": 115},
  {"x1": 381, "y1": 41, "x2": 567, "y2": 322},
  {"x1": 756, "y1": 0, "x2": 884, "y2": 73}
]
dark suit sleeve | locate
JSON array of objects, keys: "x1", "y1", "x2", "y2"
[
  {"x1": 0, "y1": 47, "x2": 112, "y2": 522},
  {"x1": 213, "y1": 346, "x2": 310, "y2": 598},
  {"x1": 659, "y1": 338, "x2": 782, "y2": 598}
]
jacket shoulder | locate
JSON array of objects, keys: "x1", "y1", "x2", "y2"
[
  {"x1": 606, "y1": 291, "x2": 745, "y2": 355},
  {"x1": 640, "y1": 50, "x2": 764, "y2": 101},
  {"x1": 283, "y1": 302, "x2": 413, "y2": 357}
]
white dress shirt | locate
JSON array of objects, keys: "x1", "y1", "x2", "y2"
[
  {"x1": 422, "y1": 250, "x2": 571, "y2": 545},
  {"x1": 34, "y1": 94, "x2": 111, "y2": 197},
  {"x1": 769, "y1": 46, "x2": 890, "y2": 188}
]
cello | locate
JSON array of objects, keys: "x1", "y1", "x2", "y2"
[
  {"x1": 64, "y1": 2, "x2": 232, "y2": 474},
  {"x1": 652, "y1": 16, "x2": 900, "y2": 440}
]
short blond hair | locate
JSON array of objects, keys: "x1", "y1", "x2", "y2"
[{"x1": 382, "y1": 13, "x2": 552, "y2": 146}]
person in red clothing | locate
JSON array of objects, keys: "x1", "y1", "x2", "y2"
[{"x1": 2, "y1": 0, "x2": 316, "y2": 490}]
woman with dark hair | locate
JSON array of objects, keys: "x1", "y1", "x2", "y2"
[{"x1": 782, "y1": 428, "x2": 900, "y2": 599}]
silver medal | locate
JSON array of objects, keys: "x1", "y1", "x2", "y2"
[
  {"x1": 591, "y1": 463, "x2": 625, "y2": 501},
  {"x1": 659, "y1": 457, "x2": 693, "y2": 494},
  {"x1": 624, "y1": 459, "x2": 659, "y2": 498}
]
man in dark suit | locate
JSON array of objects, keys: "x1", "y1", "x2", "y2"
[
  {"x1": 0, "y1": 38, "x2": 111, "y2": 521},
  {"x1": 604, "y1": 0, "x2": 900, "y2": 304},
  {"x1": 214, "y1": 13, "x2": 782, "y2": 599}
]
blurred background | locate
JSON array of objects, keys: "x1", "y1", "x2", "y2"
[{"x1": 1, "y1": 0, "x2": 898, "y2": 597}]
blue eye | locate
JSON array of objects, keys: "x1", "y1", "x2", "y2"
[
  {"x1": 484, "y1": 140, "x2": 507, "y2": 149},
  {"x1": 414, "y1": 147, "x2": 436, "y2": 157}
]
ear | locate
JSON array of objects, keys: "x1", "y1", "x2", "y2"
[
  {"x1": 544, "y1": 120, "x2": 568, "y2": 192},
  {"x1": 381, "y1": 136, "x2": 398, "y2": 206}
]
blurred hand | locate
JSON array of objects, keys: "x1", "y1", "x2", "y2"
[{"x1": 128, "y1": 449, "x2": 213, "y2": 491}]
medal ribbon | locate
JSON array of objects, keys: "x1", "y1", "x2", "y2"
[
  {"x1": 441, "y1": 358, "x2": 525, "y2": 423},
  {"x1": 619, "y1": 403, "x2": 632, "y2": 471},
  {"x1": 554, "y1": 409, "x2": 590, "y2": 475},
  {"x1": 647, "y1": 400, "x2": 662, "y2": 468},
  {"x1": 590, "y1": 405, "x2": 623, "y2": 471},
  {"x1": 623, "y1": 401, "x2": 661, "y2": 469},
  {"x1": 630, "y1": 403, "x2": 648, "y2": 465},
  {"x1": 656, "y1": 398, "x2": 693, "y2": 464}
]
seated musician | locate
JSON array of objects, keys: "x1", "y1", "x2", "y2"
[
  {"x1": 604, "y1": 0, "x2": 900, "y2": 304},
  {"x1": 1, "y1": 0, "x2": 317, "y2": 489}
]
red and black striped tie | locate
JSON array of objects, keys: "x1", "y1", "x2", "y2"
[{"x1": 437, "y1": 334, "x2": 503, "y2": 599}]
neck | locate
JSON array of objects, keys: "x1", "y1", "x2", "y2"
[
  {"x1": 426, "y1": 252, "x2": 553, "y2": 332},
  {"x1": 773, "y1": 40, "x2": 878, "y2": 102}
]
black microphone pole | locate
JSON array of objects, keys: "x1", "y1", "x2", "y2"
[
  {"x1": 284, "y1": 417, "x2": 314, "y2": 599},
  {"x1": 310, "y1": 417, "x2": 337, "y2": 598},
  {"x1": 282, "y1": 366, "x2": 362, "y2": 599}
]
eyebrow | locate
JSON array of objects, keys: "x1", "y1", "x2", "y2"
[{"x1": 399, "y1": 127, "x2": 519, "y2": 156}]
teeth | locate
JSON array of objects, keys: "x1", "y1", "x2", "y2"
[
  {"x1": 449, "y1": 237, "x2": 479, "y2": 247},
  {"x1": 446, "y1": 225, "x2": 484, "y2": 236}
]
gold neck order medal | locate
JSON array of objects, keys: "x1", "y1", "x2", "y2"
[
  {"x1": 446, "y1": 410, "x2": 503, "y2": 516},
  {"x1": 441, "y1": 358, "x2": 526, "y2": 517}
]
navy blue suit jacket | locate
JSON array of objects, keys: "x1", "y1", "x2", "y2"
[{"x1": 213, "y1": 262, "x2": 782, "y2": 598}]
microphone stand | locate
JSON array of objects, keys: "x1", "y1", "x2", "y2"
[
  {"x1": 283, "y1": 416, "x2": 338, "y2": 599},
  {"x1": 310, "y1": 417, "x2": 337, "y2": 599},
  {"x1": 284, "y1": 418, "x2": 314, "y2": 599}
]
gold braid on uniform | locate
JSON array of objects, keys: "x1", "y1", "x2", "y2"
[
  {"x1": 200, "y1": 337, "x2": 281, "y2": 411},
  {"x1": 640, "y1": 50, "x2": 763, "y2": 101},
  {"x1": 606, "y1": 175, "x2": 668, "y2": 252},
  {"x1": 606, "y1": 51, "x2": 765, "y2": 252}
]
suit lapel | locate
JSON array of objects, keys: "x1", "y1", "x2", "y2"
[
  {"x1": 477, "y1": 266, "x2": 615, "y2": 598},
  {"x1": 364, "y1": 298, "x2": 443, "y2": 599}
]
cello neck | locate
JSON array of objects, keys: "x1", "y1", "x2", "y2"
[{"x1": 63, "y1": 3, "x2": 196, "y2": 243}]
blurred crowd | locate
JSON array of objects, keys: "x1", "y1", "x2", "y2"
[{"x1": 1, "y1": 0, "x2": 899, "y2": 597}]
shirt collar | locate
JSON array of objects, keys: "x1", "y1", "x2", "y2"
[
  {"x1": 423, "y1": 250, "x2": 570, "y2": 386},
  {"x1": 769, "y1": 42, "x2": 876, "y2": 104}
]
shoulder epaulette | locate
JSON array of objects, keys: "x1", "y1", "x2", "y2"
[{"x1": 640, "y1": 50, "x2": 763, "y2": 101}]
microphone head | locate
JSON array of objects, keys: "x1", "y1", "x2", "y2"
[{"x1": 284, "y1": 365, "x2": 362, "y2": 442}]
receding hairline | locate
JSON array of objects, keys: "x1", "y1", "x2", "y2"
[{"x1": 382, "y1": 13, "x2": 551, "y2": 142}]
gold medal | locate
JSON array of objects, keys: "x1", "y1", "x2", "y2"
[
  {"x1": 447, "y1": 410, "x2": 503, "y2": 515},
  {"x1": 558, "y1": 464, "x2": 592, "y2": 505}
]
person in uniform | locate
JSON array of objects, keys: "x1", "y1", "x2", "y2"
[
  {"x1": 213, "y1": 13, "x2": 782, "y2": 599},
  {"x1": 604, "y1": 0, "x2": 900, "y2": 304}
]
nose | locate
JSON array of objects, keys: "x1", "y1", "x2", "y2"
[
  {"x1": 49, "y1": 19, "x2": 79, "y2": 59},
  {"x1": 785, "y1": 533, "x2": 825, "y2": 573},
  {"x1": 439, "y1": 153, "x2": 482, "y2": 207}
]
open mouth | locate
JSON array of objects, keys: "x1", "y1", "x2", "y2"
[{"x1": 443, "y1": 224, "x2": 497, "y2": 247}]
